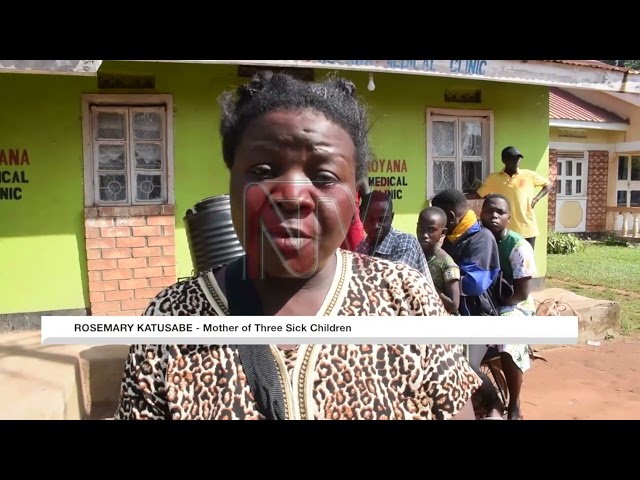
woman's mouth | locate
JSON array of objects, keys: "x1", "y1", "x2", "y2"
[
  {"x1": 265, "y1": 225, "x2": 314, "y2": 255},
  {"x1": 268, "y1": 224, "x2": 313, "y2": 239},
  {"x1": 271, "y1": 236, "x2": 311, "y2": 251}
]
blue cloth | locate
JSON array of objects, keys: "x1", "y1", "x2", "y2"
[{"x1": 442, "y1": 221, "x2": 501, "y2": 316}]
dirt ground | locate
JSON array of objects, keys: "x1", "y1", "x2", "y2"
[
  {"x1": 521, "y1": 333, "x2": 640, "y2": 420},
  {"x1": 93, "y1": 335, "x2": 640, "y2": 421}
]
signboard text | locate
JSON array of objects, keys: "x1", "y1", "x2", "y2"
[
  {"x1": 0, "y1": 148, "x2": 30, "y2": 201},
  {"x1": 368, "y1": 159, "x2": 408, "y2": 200},
  {"x1": 311, "y1": 60, "x2": 489, "y2": 76}
]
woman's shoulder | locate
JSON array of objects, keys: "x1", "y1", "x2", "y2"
[
  {"x1": 142, "y1": 269, "x2": 220, "y2": 316},
  {"x1": 349, "y1": 250, "x2": 426, "y2": 282},
  {"x1": 345, "y1": 250, "x2": 447, "y2": 316}
]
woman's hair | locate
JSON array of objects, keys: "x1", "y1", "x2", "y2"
[{"x1": 218, "y1": 70, "x2": 373, "y2": 183}]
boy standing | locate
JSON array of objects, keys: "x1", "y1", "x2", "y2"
[{"x1": 417, "y1": 206, "x2": 460, "y2": 315}]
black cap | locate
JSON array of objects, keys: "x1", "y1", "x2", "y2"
[{"x1": 502, "y1": 146, "x2": 523, "y2": 159}]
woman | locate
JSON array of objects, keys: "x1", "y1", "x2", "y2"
[
  {"x1": 480, "y1": 193, "x2": 536, "y2": 420},
  {"x1": 114, "y1": 71, "x2": 481, "y2": 420}
]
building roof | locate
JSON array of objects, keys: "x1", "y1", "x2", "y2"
[
  {"x1": 542, "y1": 60, "x2": 633, "y2": 73},
  {"x1": 0, "y1": 60, "x2": 102, "y2": 76},
  {"x1": 549, "y1": 87, "x2": 628, "y2": 124},
  {"x1": 122, "y1": 60, "x2": 640, "y2": 94}
]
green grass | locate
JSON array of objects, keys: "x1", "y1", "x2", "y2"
[{"x1": 546, "y1": 243, "x2": 640, "y2": 335}]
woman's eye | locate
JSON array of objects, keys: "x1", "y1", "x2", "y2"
[
  {"x1": 249, "y1": 165, "x2": 274, "y2": 179},
  {"x1": 313, "y1": 172, "x2": 339, "y2": 185}
]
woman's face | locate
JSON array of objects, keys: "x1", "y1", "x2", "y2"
[{"x1": 230, "y1": 109, "x2": 357, "y2": 279}]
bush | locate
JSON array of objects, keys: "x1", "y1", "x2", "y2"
[
  {"x1": 547, "y1": 231, "x2": 586, "y2": 255},
  {"x1": 600, "y1": 234, "x2": 630, "y2": 247}
]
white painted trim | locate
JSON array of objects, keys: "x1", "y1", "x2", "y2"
[
  {"x1": 130, "y1": 59, "x2": 640, "y2": 93},
  {"x1": 425, "y1": 107, "x2": 494, "y2": 199},
  {"x1": 554, "y1": 151, "x2": 589, "y2": 233},
  {"x1": 81, "y1": 94, "x2": 175, "y2": 208},
  {"x1": 604, "y1": 91, "x2": 640, "y2": 107},
  {"x1": 0, "y1": 68, "x2": 99, "y2": 77},
  {"x1": 550, "y1": 141, "x2": 614, "y2": 152},
  {"x1": 556, "y1": 150, "x2": 589, "y2": 197},
  {"x1": 549, "y1": 119, "x2": 628, "y2": 131},
  {"x1": 615, "y1": 154, "x2": 640, "y2": 207},
  {"x1": 615, "y1": 141, "x2": 640, "y2": 153},
  {"x1": 554, "y1": 198, "x2": 588, "y2": 233},
  {"x1": 0, "y1": 60, "x2": 102, "y2": 76}
]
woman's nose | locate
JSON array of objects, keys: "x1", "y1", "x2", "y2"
[{"x1": 268, "y1": 175, "x2": 314, "y2": 213}]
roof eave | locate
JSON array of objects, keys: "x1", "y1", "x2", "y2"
[
  {"x1": 0, "y1": 60, "x2": 102, "y2": 76},
  {"x1": 603, "y1": 90, "x2": 640, "y2": 107},
  {"x1": 549, "y1": 119, "x2": 629, "y2": 131},
  {"x1": 131, "y1": 59, "x2": 640, "y2": 94}
]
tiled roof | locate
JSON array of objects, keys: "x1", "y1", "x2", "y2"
[
  {"x1": 542, "y1": 60, "x2": 632, "y2": 72},
  {"x1": 549, "y1": 87, "x2": 628, "y2": 123}
]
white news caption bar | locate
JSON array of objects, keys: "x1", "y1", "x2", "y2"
[{"x1": 41, "y1": 316, "x2": 579, "y2": 346}]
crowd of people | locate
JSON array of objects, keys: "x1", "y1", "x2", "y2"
[
  {"x1": 113, "y1": 70, "x2": 552, "y2": 421},
  {"x1": 358, "y1": 146, "x2": 551, "y2": 420}
]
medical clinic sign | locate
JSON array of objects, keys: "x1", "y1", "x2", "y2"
[
  {"x1": 240, "y1": 60, "x2": 493, "y2": 79},
  {"x1": 304, "y1": 60, "x2": 490, "y2": 76},
  {"x1": 136, "y1": 60, "x2": 640, "y2": 93}
]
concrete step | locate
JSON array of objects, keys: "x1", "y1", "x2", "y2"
[
  {"x1": 78, "y1": 345, "x2": 129, "y2": 416},
  {"x1": 531, "y1": 288, "x2": 621, "y2": 350},
  {"x1": 0, "y1": 331, "x2": 127, "y2": 420}
]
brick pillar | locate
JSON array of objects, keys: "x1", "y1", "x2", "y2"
[
  {"x1": 84, "y1": 206, "x2": 177, "y2": 316},
  {"x1": 586, "y1": 151, "x2": 609, "y2": 233},
  {"x1": 547, "y1": 149, "x2": 558, "y2": 230}
]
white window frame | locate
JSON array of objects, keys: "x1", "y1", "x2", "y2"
[
  {"x1": 616, "y1": 153, "x2": 640, "y2": 207},
  {"x1": 425, "y1": 108, "x2": 494, "y2": 199},
  {"x1": 81, "y1": 94, "x2": 175, "y2": 207},
  {"x1": 556, "y1": 152, "x2": 589, "y2": 199}
]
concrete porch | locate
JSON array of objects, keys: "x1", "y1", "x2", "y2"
[
  {"x1": 606, "y1": 207, "x2": 640, "y2": 242},
  {"x1": 531, "y1": 288, "x2": 621, "y2": 349},
  {"x1": 0, "y1": 332, "x2": 127, "y2": 420},
  {"x1": 0, "y1": 286, "x2": 621, "y2": 420}
]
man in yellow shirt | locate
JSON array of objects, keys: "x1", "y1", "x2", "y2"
[{"x1": 471, "y1": 146, "x2": 553, "y2": 250}]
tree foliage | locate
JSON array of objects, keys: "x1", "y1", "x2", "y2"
[{"x1": 599, "y1": 60, "x2": 640, "y2": 70}]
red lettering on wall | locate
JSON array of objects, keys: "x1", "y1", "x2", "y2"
[
  {"x1": 0, "y1": 149, "x2": 30, "y2": 166},
  {"x1": 367, "y1": 159, "x2": 408, "y2": 174}
]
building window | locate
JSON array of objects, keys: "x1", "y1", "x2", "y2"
[
  {"x1": 82, "y1": 95, "x2": 174, "y2": 208},
  {"x1": 426, "y1": 108, "x2": 493, "y2": 198},
  {"x1": 616, "y1": 155, "x2": 640, "y2": 207},
  {"x1": 556, "y1": 153, "x2": 588, "y2": 198}
]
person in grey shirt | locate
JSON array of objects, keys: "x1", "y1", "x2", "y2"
[{"x1": 357, "y1": 191, "x2": 434, "y2": 286}]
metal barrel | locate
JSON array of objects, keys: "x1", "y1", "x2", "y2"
[{"x1": 183, "y1": 194, "x2": 245, "y2": 274}]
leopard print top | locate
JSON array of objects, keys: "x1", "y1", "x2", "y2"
[{"x1": 114, "y1": 249, "x2": 481, "y2": 420}]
